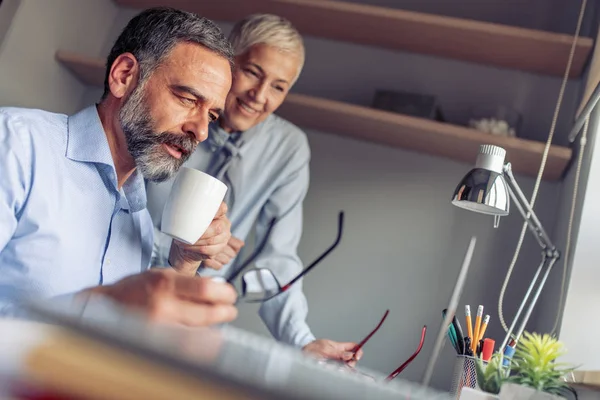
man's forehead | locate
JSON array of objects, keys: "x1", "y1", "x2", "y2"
[{"x1": 160, "y1": 43, "x2": 232, "y2": 105}]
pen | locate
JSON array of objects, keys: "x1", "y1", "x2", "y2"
[
  {"x1": 478, "y1": 315, "x2": 490, "y2": 343},
  {"x1": 463, "y1": 336, "x2": 473, "y2": 357},
  {"x1": 465, "y1": 305, "x2": 473, "y2": 342},
  {"x1": 477, "y1": 339, "x2": 484, "y2": 357},
  {"x1": 482, "y1": 338, "x2": 495, "y2": 362},
  {"x1": 503, "y1": 345, "x2": 515, "y2": 366},
  {"x1": 472, "y1": 305, "x2": 483, "y2": 353}
]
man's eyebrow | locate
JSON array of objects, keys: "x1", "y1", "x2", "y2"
[
  {"x1": 171, "y1": 84, "x2": 223, "y2": 115},
  {"x1": 171, "y1": 84, "x2": 205, "y2": 101}
]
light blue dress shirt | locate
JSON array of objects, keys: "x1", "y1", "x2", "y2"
[
  {"x1": 146, "y1": 114, "x2": 316, "y2": 348},
  {"x1": 0, "y1": 106, "x2": 153, "y2": 316}
]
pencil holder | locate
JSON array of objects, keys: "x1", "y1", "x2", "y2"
[{"x1": 450, "y1": 355, "x2": 486, "y2": 399}]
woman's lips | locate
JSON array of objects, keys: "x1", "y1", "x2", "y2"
[{"x1": 237, "y1": 98, "x2": 260, "y2": 115}]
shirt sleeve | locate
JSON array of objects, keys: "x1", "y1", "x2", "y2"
[
  {"x1": 0, "y1": 111, "x2": 30, "y2": 252},
  {"x1": 151, "y1": 227, "x2": 173, "y2": 268},
  {"x1": 0, "y1": 110, "x2": 33, "y2": 316},
  {"x1": 253, "y1": 144, "x2": 316, "y2": 348}
]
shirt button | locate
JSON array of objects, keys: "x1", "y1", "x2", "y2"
[{"x1": 106, "y1": 258, "x2": 111, "y2": 265}]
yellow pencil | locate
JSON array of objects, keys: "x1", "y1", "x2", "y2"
[
  {"x1": 478, "y1": 315, "x2": 490, "y2": 342},
  {"x1": 472, "y1": 305, "x2": 484, "y2": 353},
  {"x1": 465, "y1": 305, "x2": 473, "y2": 341}
]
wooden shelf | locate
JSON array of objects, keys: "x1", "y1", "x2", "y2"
[
  {"x1": 115, "y1": 0, "x2": 593, "y2": 78},
  {"x1": 56, "y1": 50, "x2": 572, "y2": 180}
]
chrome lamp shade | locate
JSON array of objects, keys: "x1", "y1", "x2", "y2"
[{"x1": 451, "y1": 145, "x2": 510, "y2": 216}]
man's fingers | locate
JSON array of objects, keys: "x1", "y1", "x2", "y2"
[
  {"x1": 190, "y1": 243, "x2": 229, "y2": 258},
  {"x1": 196, "y1": 223, "x2": 231, "y2": 247},
  {"x1": 192, "y1": 231, "x2": 230, "y2": 248},
  {"x1": 214, "y1": 251, "x2": 234, "y2": 265},
  {"x1": 173, "y1": 275, "x2": 237, "y2": 305},
  {"x1": 228, "y1": 236, "x2": 245, "y2": 253},
  {"x1": 178, "y1": 302, "x2": 238, "y2": 326},
  {"x1": 339, "y1": 342, "x2": 361, "y2": 351},
  {"x1": 221, "y1": 245, "x2": 237, "y2": 260},
  {"x1": 150, "y1": 296, "x2": 238, "y2": 326},
  {"x1": 200, "y1": 246, "x2": 237, "y2": 270},
  {"x1": 214, "y1": 202, "x2": 228, "y2": 218},
  {"x1": 201, "y1": 258, "x2": 224, "y2": 270},
  {"x1": 353, "y1": 348, "x2": 364, "y2": 361}
]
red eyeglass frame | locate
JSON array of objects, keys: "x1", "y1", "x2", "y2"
[{"x1": 350, "y1": 310, "x2": 427, "y2": 381}]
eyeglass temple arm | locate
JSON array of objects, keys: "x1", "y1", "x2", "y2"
[
  {"x1": 227, "y1": 218, "x2": 277, "y2": 283},
  {"x1": 281, "y1": 211, "x2": 344, "y2": 291},
  {"x1": 386, "y1": 325, "x2": 427, "y2": 381},
  {"x1": 352, "y1": 309, "x2": 389, "y2": 353}
]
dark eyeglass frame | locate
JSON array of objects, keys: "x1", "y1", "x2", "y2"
[
  {"x1": 227, "y1": 211, "x2": 345, "y2": 303},
  {"x1": 351, "y1": 310, "x2": 427, "y2": 381}
]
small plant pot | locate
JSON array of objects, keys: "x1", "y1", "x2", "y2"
[
  {"x1": 499, "y1": 383, "x2": 565, "y2": 400},
  {"x1": 459, "y1": 387, "x2": 500, "y2": 400}
]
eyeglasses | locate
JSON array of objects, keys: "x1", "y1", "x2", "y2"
[
  {"x1": 227, "y1": 211, "x2": 344, "y2": 303},
  {"x1": 351, "y1": 310, "x2": 427, "y2": 381}
]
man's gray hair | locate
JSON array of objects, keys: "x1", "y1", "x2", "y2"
[
  {"x1": 102, "y1": 7, "x2": 234, "y2": 100},
  {"x1": 228, "y1": 14, "x2": 305, "y2": 82}
]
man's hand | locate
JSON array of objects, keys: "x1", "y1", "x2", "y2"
[
  {"x1": 169, "y1": 202, "x2": 232, "y2": 276},
  {"x1": 82, "y1": 268, "x2": 238, "y2": 326},
  {"x1": 302, "y1": 339, "x2": 364, "y2": 367},
  {"x1": 202, "y1": 236, "x2": 244, "y2": 270}
]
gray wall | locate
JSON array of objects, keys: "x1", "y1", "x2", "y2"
[
  {"x1": 0, "y1": 0, "x2": 118, "y2": 112},
  {"x1": 2, "y1": 0, "x2": 594, "y2": 392},
  {"x1": 557, "y1": 109, "x2": 600, "y2": 370},
  {"x1": 534, "y1": 10, "x2": 600, "y2": 367},
  {"x1": 0, "y1": 0, "x2": 21, "y2": 54}
]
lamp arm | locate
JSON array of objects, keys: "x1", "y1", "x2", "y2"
[
  {"x1": 503, "y1": 163, "x2": 558, "y2": 255},
  {"x1": 498, "y1": 163, "x2": 562, "y2": 352},
  {"x1": 568, "y1": 80, "x2": 600, "y2": 143}
]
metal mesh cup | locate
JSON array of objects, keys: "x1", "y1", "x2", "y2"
[{"x1": 450, "y1": 355, "x2": 484, "y2": 399}]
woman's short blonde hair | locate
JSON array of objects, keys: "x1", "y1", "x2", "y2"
[{"x1": 228, "y1": 14, "x2": 305, "y2": 83}]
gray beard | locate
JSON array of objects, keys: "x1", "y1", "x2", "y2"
[{"x1": 119, "y1": 84, "x2": 197, "y2": 182}]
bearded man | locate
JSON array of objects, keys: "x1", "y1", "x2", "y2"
[{"x1": 0, "y1": 7, "x2": 239, "y2": 326}]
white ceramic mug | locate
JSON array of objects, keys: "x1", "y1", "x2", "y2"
[{"x1": 161, "y1": 167, "x2": 227, "y2": 245}]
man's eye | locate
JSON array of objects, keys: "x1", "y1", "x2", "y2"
[
  {"x1": 179, "y1": 96, "x2": 196, "y2": 106},
  {"x1": 209, "y1": 113, "x2": 219, "y2": 122}
]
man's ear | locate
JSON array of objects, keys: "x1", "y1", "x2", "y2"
[{"x1": 106, "y1": 52, "x2": 139, "y2": 100}]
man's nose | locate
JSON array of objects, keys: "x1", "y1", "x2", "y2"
[{"x1": 182, "y1": 113, "x2": 209, "y2": 143}]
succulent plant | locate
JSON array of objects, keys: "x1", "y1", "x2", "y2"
[
  {"x1": 508, "y1": 332, "x2": 574, "y2": 395},
  {"x1": 475, "y1": 353, "x2": 509, "y2": 394}
]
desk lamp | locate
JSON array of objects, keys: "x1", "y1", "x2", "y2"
[{"x1": 451, "y1": 144, "x2": 561, "y2": 352}]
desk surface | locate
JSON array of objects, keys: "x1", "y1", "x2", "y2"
[{"x1": 16, "y1": 296, "x2": 450, "y2": 400}]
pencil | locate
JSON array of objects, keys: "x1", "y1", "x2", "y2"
[
  {"x1": 472, "y1": 305, "x2": 483, "y2": 353},
  {"x1": 478, "y1": 315, "x2": 490, "y2": 342},
  {"x1": 465, "y1": 305, "x2": 473, "y2": 341}
]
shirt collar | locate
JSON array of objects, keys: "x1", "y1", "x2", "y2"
[
  {"x1": 66, "y1": 105, "x2": 114, "y2": 166},
  {"x1": 121, "y1": 170, "x2": 147, "y2": 213},
  {"x1": 206, "y1": 117, "x2": 269, "y2": 154},
  {"x1": 66, "y1": 105, "x2": 147, "y2": 213}
]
